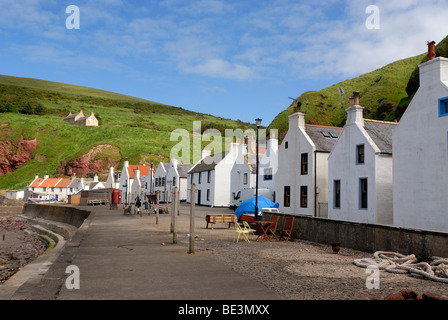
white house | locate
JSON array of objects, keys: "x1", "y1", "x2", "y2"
[
  {"x1": 276, "y1": 108, "x2": 342, "y2": 217},
  {"x1": 328, "y1": 92, "x2": 396, "y2": 225},
  {"x1": 154, "y1": 162, "x2": 170, "y2": 202},
  {"x1": 26, "y1": 175, "x2": 73, "y2": 202},
  {"x1": 393, "y1": 51, "x2": 448, "y2": 232},
  {"x1": 105, "y1": 167, "x2": 119, "y2": 189},
  {"x1": 230, "y1": 140, "x2": 258, "y2": 205},
  {"x1": 258, "y1": 133, "x2": 278, "y2": 199},
  {"x1": 187, "y1": 143, "x2": 239, "y2": 207},
  {"x1": 118, "y1": 158, "x2": 151, "y2": 204},
  {"x1": 5, "y1": 189, "x2": 24, "y2": 200},
  {"x1": 165, "y1": 158, "x2": 193, "y2": 202}
]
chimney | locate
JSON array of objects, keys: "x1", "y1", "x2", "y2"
[
  {"x1": 419, "y1": 43, "x2": 448, "y2": 88},
  {"x1": 427, "y1": 41, "x2": 436, "y2": 61},
  {"x1": 246, "y1": 134, "x2": 256, "y2": 154},
  {"x1": 201, "y1": 147, "x2": 212, "y2": 159},
  {"x1": 288, "y1": 111, "x2": 306, "y2": 131},
  {"x1": 94, "y1": 173, "x2": 98, "y2": 182},
  {"x1": 346, "y1": 91, "x2": 364, "y2": 126},
  {"x1": 72, "y1": 172, "x2": 76, "y2": 181}
]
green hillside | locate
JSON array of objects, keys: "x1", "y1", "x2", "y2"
[
  {"x1": 0, "y1": 75, "x2": 253, "y2": 190},
  {"x1": 269, "y1": 35, "x2": 448, "y2": 141}
]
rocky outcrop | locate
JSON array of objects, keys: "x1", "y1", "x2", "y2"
[
  {"x1": 0, "y1": 136, "x2": 37, "y2": 175},
  {"x1": 57, "y1": 144, "x2": 121, "y2": 177},
  {"x1": 353, "y1": 289, "x2": 446, "y2": 300}
]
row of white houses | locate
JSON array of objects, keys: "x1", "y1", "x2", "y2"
[
  {"x1": 110, "y1": 54, "x2": 448, "y2": 234},
  {"x1": 276, "y1": 54, "x2": 448, "y2": 233},
  {"x1": 20, "y1": 47, "x2": 446, "y2": 235}
]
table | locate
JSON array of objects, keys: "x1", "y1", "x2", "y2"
[{"x1": 253, "y1": 220, "x2": 273, "y2": 242}]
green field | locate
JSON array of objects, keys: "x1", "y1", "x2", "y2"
[{"x1": 0, "y1": 75, "x2": 254, "y2": 190}]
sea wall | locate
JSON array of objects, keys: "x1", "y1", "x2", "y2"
[{"x1": 264, "y1": 213, "x2": 448, "y2": 260}]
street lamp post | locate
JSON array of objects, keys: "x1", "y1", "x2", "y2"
[{"x1": 255, "y1": 118, "x2": 262, "y2": 222}]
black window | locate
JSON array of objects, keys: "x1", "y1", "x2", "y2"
[
  {"x1": 360, "y1": 178, "x2": 368, "y2": 209},
  {"x1": 334, "y1": 180, "x2": 341, "y2": 209},
  {"x1": 300, "y1": 186, "x2": 308, "y2": 208},
  {"x1": 264, "y1": 168, "x2": 272, "y2": 180},
  {"x1": 284, "y1": 186, "x2": 290, "y2": 207},
  {"x1": 301, "y1": 153, "x2": 308, "y2": 175},
  {"x1": 357, "y1": 144, "x2": 365, "y2": 164}
]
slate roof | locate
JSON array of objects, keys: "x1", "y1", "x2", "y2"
[
  {"x1": 305, "y1": 124, "x2": 343, "y2": 152},
  {"x1": 177, "y1": 164, "x2": 194, "y2": 178},
  {"x1": 188, "y1": 151, "x2": 227, "y2": 174},
  {"x1": 363, "y1": 119, "x2": 397, "y2": 154}
]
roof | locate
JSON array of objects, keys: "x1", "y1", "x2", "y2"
[
  {"x1": 177, "y1": 164, "x2": 194, "y2": 178},
  {"x1": 363, "y1": 119, "x2": 397, "y2": 154},
  {"x1": 305, "y1": 124, "x2": 343, "y2": 152},
  {"x1": 189, "y1": 151, "x2": 227, "y2": 174},
  {"x1": 29, "y1": 177, "x2": 73, "y2": 188},
  {"x1": 29, "y1": 177, "x2": 45, "y2": 188},
  {"x1": 127, "y1": 165, "x2": 151, "y2": 178}
]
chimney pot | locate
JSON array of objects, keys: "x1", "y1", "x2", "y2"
[
  {"x1": 353, "y1": 91, "x2": 360, "y2": 105},
  {"x1": 427, "y1": 41, "x2": 436, "y2": 61}
]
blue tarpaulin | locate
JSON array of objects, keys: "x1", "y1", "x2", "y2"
[{"x1": 234, "y1": 195, "x2": 279, "y2": 219}]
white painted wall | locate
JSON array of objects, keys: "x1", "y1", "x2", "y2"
[
  {"x1": 393, "y1": 57, "x2": 448, "y2": 232},
  {"x1": 276, "y1": 112, "x2": 316, "y2": 216},
  {"x1": 328, "y1": 104, "x2": 393, "y2": 225}
]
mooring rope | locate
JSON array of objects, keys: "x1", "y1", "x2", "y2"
[{"x1": 353, "y1": 251, "x2": 448, "y2": 284}]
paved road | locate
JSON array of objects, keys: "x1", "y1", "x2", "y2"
[{"x1": 1, "y1": 203, "x2": 282, "y2": 300}]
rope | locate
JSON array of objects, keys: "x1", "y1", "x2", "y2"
[{"x1": 354, "y1": 251, "x2": 448, "y2": 284}]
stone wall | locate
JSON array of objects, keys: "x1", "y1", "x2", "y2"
[
  {"x1": 22, "y1": 203, "x2": 90, "y2": 228},
  {"x1": 265, "y1": 213, "x2": 448, "y2": 260}
]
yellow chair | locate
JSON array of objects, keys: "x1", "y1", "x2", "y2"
[
  {"x1": 234, "y1": 222, "x2": 250, "y2": 243},
  {"x1": 242, "y1": 221, "x2": 257, "y2": 236}
]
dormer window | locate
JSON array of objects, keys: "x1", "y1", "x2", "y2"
[{"x1": 439, "y1": 97, "x2": 448, "y2": 117}]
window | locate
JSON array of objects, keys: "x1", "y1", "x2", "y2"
[
  {"x1": 334, "y1": 180, "x2": 341, "y2": 209},
  {"x1": 356, "y1": 144, "x2": 365, "y2": 164},
  {"x1": 285, "y1": 141, "x2": 289, "y2": 149},
  {"x1": 207, "y1": 189, "x2": 210, "y2": 201},
  {"x1": 190, "y1": 173, "x2": 194, "y2": 184},
  {"x1": 360, "y1": 178, "x2": 368, "y2": 209},
  {"x1": 264, "y1": 168, "x2": 272, "y2": 180},
  {"x1": 173, "y1": 176, "x2": 176, "y2": 187},
  {"x1": 300, "y1": 186, "x2": 308, "y2": 208},
  {"x1": 301, "y1": 153, "x2": 308, "y2": 175},
  {"x1": 284, "y1": 186, "x2": 290, "y2": 207},
  {"x1": 243, "y1": 173, "x2": 248, "y2": 185},
  {"x1": 162, "y1": 177, "x2": 165, "y2": 186},
  {"x1": 207, "y1": 170, "x2": 211, "y2": 183},
  {"x1": 439, "y1": 97, "x2": 448, "y2": 117},
  {"x1": 198, "y1": 172, "x2": 202, "y2": 184}
]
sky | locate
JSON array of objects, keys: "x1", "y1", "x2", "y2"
[{"x1": 0, "y1": 0, "x2": 447, "y2": 126}]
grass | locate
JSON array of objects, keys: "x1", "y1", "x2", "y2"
[
  {"x1": 0, "y1": 75, "x2": 255, "y2": 190},
  {"x1": 269, "y1": 54, "x2": 425, "y2": 140}
]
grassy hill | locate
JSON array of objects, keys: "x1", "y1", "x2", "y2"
[
  {"x1": 269, "y1": 35, "x2": 448, "y2": 141},
  {"x1": 0, "y1": 75, "x2": 253, "y2": 190}
]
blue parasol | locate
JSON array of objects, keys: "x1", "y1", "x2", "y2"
[{"x1": 234, "y1": 195, "x2": 279, "y2": 219}]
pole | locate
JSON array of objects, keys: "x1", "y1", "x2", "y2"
[
  {"x1": 255, "y1": 125, "x2": 259, "y2": 222},
  {"x1": 189, "y1": 184, "x2": 196, "y2": 254},
  {"x1": 170, "y1": 189, "x2": 174, "y2": 233},
  {"x1": 173, "y1": 187, "x2": 178, "y2": 244},
  {"x1": 156, "y1": 191, "x2": 159, "y2": 224}
]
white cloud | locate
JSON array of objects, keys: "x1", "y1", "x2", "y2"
[{"x1": 180, "y1": 58, "x2": 256, "y2": 81}]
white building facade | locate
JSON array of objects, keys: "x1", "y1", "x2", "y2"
[
  {"x1": 276, "y1": 110, "x2": 341, "y2": 216},
  {"x1": 393, "y1": 56, "x2": 448, "y2": 232},
  {"x1": 187, "y1": 143, "x2": 239, "y2": 207},
  {"x1": 328, "y1": 92, "x2": 395, "y2": 225}
]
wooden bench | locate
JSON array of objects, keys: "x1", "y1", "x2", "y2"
[{"x1": 205, "y1": 214, "x2": 238, "y2": 230}]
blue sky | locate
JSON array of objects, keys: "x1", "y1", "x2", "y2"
[{"x1": 0, "y1": 0, "x2": 447, "y2": 125}]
